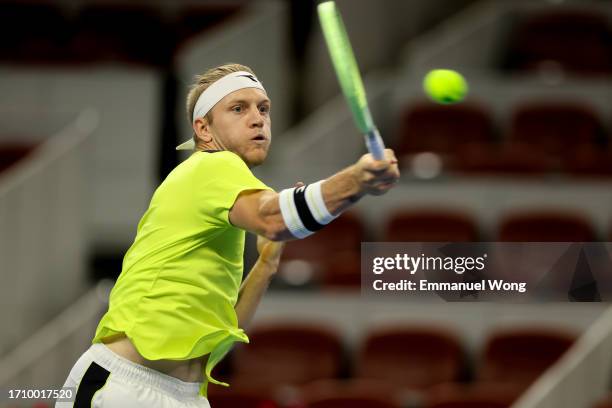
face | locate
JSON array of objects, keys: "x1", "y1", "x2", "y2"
[{"x1": 196, "y1": 88, "x2": 271, "y2": 167}]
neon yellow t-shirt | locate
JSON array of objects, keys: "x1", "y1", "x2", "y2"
[{"x1": 92, "y1": 150, "x2": 271, "y2": 395}]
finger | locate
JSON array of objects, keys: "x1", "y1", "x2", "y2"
[
  {"x1": 384, "y1": 149, "x2": 397, "y2": 160},
  {"x1": 365, "y1": 159, "x2": 391, "y2": 173},
  {"x1": 371, "y1": 166, "x2": 400, "y2": 182},
  {"x1": 390, "y1": 164, "x2": 400, "y2": 179}
]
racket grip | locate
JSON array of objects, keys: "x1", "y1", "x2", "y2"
[{"x1": 365, "y1": 128, "x2": 385, "y2": 161}]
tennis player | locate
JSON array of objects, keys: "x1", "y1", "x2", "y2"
[{"x1": 56, "y1": 63, "x2": 399, "y2": 408}]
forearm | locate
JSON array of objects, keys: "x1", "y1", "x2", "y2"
[
  {"x1": 260, "y1": 164, "x2": 363, "y2": 222},
  {"x1": 234, "y1": 257, "x2": 278, "y2": 329},
  {"x1": 320, "y1": 164, "x2": 364, "y2": 215}
]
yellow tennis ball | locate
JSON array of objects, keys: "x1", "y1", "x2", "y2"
[{"x1": 423, "y1": 69, "x2": 468, "y2": 104}]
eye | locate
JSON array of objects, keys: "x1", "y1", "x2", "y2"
[
  {"x1": 232, "y1": 105, "x2": 242, "y2": 113},
  {"x1": 259, "y1": 105, "x2": 270, "y2": 114}
]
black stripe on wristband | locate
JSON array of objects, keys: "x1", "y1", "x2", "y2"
[{"x1": 294, "y1": 185, "x2": 324, "y2": 232}]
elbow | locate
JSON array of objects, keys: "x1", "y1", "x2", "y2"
[{"x1": 258, "y1": 192, "x2": 290, "y2": 241}]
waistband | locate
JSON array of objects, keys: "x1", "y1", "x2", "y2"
[{"x1": 88, "y1": 343, "x2": 202, "y2": 399}]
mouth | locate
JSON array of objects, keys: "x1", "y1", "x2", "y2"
[{"x1": 251, "y1": 134, "x2": 268, "y2": 143}]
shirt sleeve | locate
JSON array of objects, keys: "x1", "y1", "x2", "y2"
[{"x1": 195, "y1": 151, "x2": 272, "y2": 228}]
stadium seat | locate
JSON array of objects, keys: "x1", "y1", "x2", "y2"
[
  {"x1": 279, "y1": 212, "x2": 364, "y2": 286},
  {"x1": 299, "y1": 379, "x2": 403, "y2": 408},
  {"x1": 71, "y1": 5, "x2": 169, "y2": 65},
  {"x1": 320, "y1": 250, "x2": 361, "y2": 289},
  {"x1": 505, "y1": 10, "x2": 612, "y2": 75},
  {"x1": 174, "y1": 5, "x2": 244, "y2": 46},
  {"x1": 497, "y1": 210, "x2": 596, "y2": 242},
  {"x1": 396, "y1": 102, "x2": 494, "y2": 157},
  {"x1": 0, "y1": 2, "x2": 70, "y2": 63},
  {"x1": 355, "y1": 325, "x2": 464, "y2": 389},
  {"x1": 424, "y1": 382, "x2": 522, "y2": 408},
  {"x1": 385, "y1": 209, "x2": 479, "y2": 242},
  {"x1": 478, "y1": 327, "x2": 576, "y2": 386},
  {"x1": 452, "y1": 142, "x2": 554, "y2": 176},
  {"x1": 231, "y1": 323, "x2": 344, "y2": 386},
  {"x1": 208, "y1": 381, "x2": 279, "y2": 408},
  {"x1": 509, "y1": 102, "x2": 603, "y2": 157},
  {"x1": 282, "y1": 212, "x2": 364, "y2": 260},
  {"x1": 563, "y1": 144, "x2": 612, "y2": 178}
]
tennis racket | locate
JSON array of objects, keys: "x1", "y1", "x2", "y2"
[{"x1": 317, "y1": 1, "x2": 386, "y2": 160}]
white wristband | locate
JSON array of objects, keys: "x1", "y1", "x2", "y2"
[
  {"x1": 279, "y1": 188, "x2": 314, "y2": 239},
  {"x1": 305, "y1": 181, "x2": 336, "y2": 225}
]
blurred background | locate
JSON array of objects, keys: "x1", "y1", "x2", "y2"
[{"x1": 1, "y1": 0, "x2": 612, "y2": 407}]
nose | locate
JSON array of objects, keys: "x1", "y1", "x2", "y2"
[{"x1": 248, "y1": 107, "x2": 264, "y2": 128}]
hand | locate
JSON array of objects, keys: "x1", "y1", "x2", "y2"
[{"x1": 352, "y1": 149, "x2": 400, "y2": 196}]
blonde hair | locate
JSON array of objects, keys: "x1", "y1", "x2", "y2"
[{"x1": 186, "y1": 63, "x2": 256, "y2": 143}]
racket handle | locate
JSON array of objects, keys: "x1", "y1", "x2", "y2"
[{"x1": 365, "y1": 128, "x2": 385, "y2": 161}]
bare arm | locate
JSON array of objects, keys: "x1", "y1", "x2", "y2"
[
  {"x1": 229, "y1": 149, "x2": 400, "y2": 241},
  {"x1": 234, "y1": 236, "x2": 284, "y2": 328}
]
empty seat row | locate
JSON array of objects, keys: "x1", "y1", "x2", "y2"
[
  {"x1": 0, "y1": 3, "x2": 241, "y2": 65},
  {"x1": 277, "y1": 210, "x2": 609, "y2": 288},
  {"x1": 397, "y1": 102, "x2": 612, "y2": 177},
  {"x1": 207, "y1": 323, "x2": 577, "y2": 407},
  {"x1": 504, "y1": 9, "x2": 612, "y2": 76},
  {"x1": 286, "y1": 209, "x2": 605, "y2": 247},
  {"x1": 215, "y1": 380, "x2": 523, "y2": 408}
]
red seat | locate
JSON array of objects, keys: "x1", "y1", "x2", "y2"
[
  {"x1": 72, "y1": 5, "x2": 169, "y2": 65},
  {"x1": 355, "y1": 325, "x2": 464, "y2": 389},
  {"x1": 174, "y1": 5, "x2": 244, "y2": 46},
  {"x1": 0, "y1": 2, "x2": 70, "y2": 63},
  {"x1": 208, "y1": 395, "x2": 277, "y2": 408},
  {"x1": 300, "y1": 379, "x2": 403, "y2": 408},
  {"x1": 479, "y1": 327, "x2": 576, "y2": 387},
  {"x1": 231, "y1": 323, "x2": 344, "y2": 386},
  {"x1": 385, "y1": 209, "x2": 479, "y2": 242},
  {"x1": 505, "y1": 10, "x2": 612, "y2": 75},
  {"x1": 452, "y1": 142, "x2": 553, "y2": 176},
  {"x1": 282, "y1": 212, "x2": 364, "y2": 260},
  {"x1": 497, "y1": 210, "x2": 595, "y2": 242},
  {"x1": 207, "y1": 381, "x2": 279, "y2": 408},
  {"x1": 424, "y1": 382, "x2": 522, "y2": 408},
  {"x1": 509, "y1": 102, "x2": 603, "y2": 157},
  {"x1": 279, "y1": 212, "x2": 365, "y2": 286},
  {"x1": 563, "y1": 144, "x2": 612, "y2": 178},
  {"x1": 320, "y1": 250, "x2": 361, "y2": 289},
  {"x1": 396, "y1": 102, "x2": 494, "y2": 157}
]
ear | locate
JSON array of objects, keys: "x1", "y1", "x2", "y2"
[{"x1": 193, "y1": 117, "x2": 213, "y2": 144}]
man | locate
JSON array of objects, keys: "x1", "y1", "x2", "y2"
[{"x1": 56, "y1": 63, "x2": 399, "y2": 407}]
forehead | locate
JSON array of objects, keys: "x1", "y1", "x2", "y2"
[{"x1": 220, "y1": 87, "x2": 269, "y2": 104}]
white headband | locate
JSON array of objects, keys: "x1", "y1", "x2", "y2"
[{"x1": 176, "y1": 71, "x2": 266, "y2": 151}]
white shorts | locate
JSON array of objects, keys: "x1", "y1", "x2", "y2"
[{"x1": 55, "y1": 344, "x2": 211, "y2": 408}]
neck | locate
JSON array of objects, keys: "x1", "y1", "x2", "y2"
[{"x1": 197, "y1": 138, "x2": 223, "y2": 152}]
